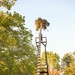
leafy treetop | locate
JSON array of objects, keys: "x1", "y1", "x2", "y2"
[
  {"x1": 0, "y1": 0, "x2": 17, "y2": 10},
  {"x1": 35, "y1": 17, "x2": 50, "y2": 31}
]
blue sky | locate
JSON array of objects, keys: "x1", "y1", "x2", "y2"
[{"x1": 1, "y1": 0, "x2": 75, "y2": 58}]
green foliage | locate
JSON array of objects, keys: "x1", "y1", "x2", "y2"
[
  {"x1": 61, "y1": 52, "x2": 75, "y2": 68},
  {"x1": 64, "y1": 66, "x2": 75, "y2": 75},
  {"x1": 0, "y1": 0, "x2": 17, "y2": 10},
  {"x1": 0, "y1": 1, "x2": 37, "y2": 74},
  {"x1": 0, "y1": 11, "x2": 25, "y2": 47},
  {"x1": 61, "y1": 51, "x2": 75, "y2": 75},
  {"x1": 41, "y1": 51, "x2": 60, "y2": 70},
  {"x1": 0, "y1": 11, "x2": 37, "y2": 75}
]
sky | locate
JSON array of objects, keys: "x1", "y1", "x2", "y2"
[{"x1": 1, "y1": 0, "x2": 75, "y2": 58}]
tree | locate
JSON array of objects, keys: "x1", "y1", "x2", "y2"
[
  {"x1": 35, "y1": 18, "x2": 50, "y2": 75},
  {"x1": 0, "y1": 9, "x2": 37, "y2": 75},
  {"x1": 41, "y1": 51, "x2": 60, "y2": 69},
  {"x1": 61, "y1": 53, "x2": 72, "y2": 68},
  {"x1": 0, "y1": 11, "x2": 25, "y2": 48},
  {"x1": 0, "y1": 0, "x2": 17, "y2": 10},
  {"x1": 35, "y1": 17, "x2": 50, "y2": 31},
  {"x1": 61, "y1": 51, "x2": 75, "y2": 75},
  {"x1": 40, "y1": 51, "x2": 60, "y2": 75},
  {"x1": 64, "y1": 66, "x2": 75, "y2": 75}
]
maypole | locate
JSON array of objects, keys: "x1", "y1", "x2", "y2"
[
  {"x1": 36, "y1": 22, "x2": 42, "y2": 75},
  {"x1": 35, "y1": 18, "x2": 50, "y2": 75}
]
